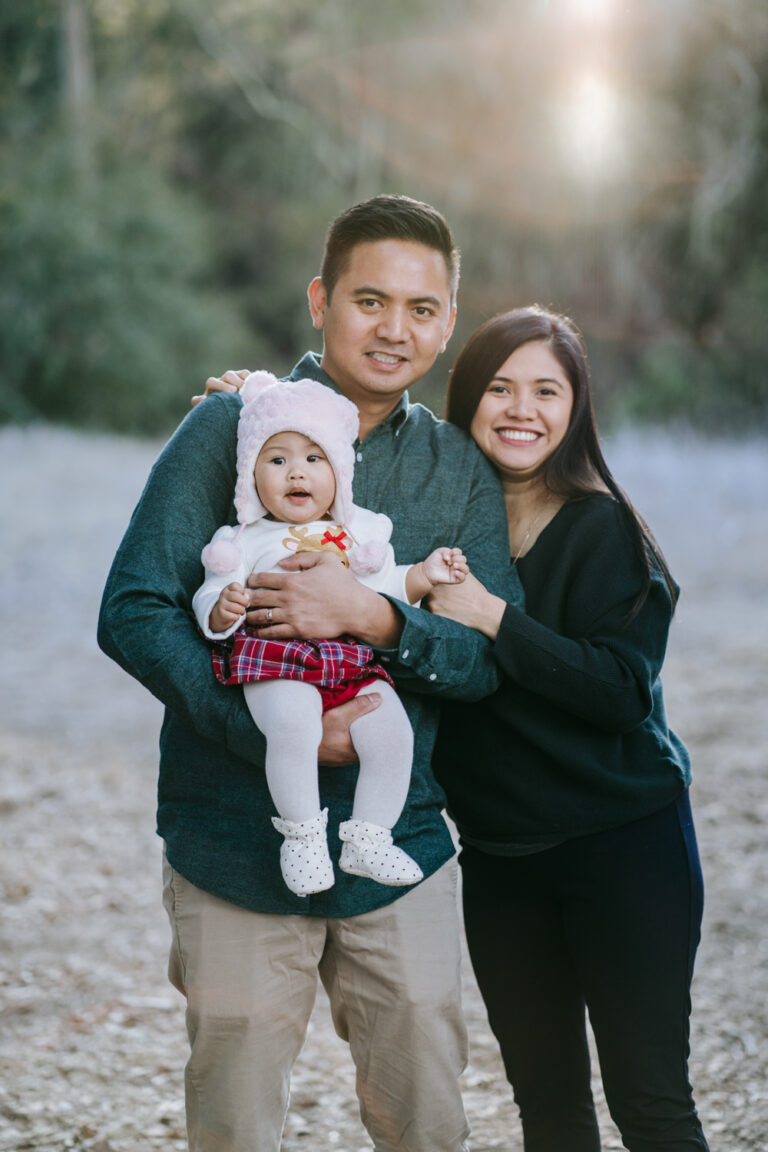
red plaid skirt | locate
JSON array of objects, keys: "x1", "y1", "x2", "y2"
[{"x1": 212, "y1": 628, "x2": 394, "y2": 713}]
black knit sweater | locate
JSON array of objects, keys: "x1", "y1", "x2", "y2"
[{"x1": 434, "y1": 494, "x2": 691, "y2": 852}]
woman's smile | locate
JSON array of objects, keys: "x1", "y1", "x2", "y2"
[{"x1": 470, "y1": 340, "x2": 573, "y2": 482}]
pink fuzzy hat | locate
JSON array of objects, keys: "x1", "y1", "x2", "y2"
[
  {"x1": 202, "y1": 371, "x2": 388, "y2": 575},
  {"x1": 234, "y1": 370, "x2": 358, "y2": 525}
]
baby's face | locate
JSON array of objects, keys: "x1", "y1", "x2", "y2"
[{"x1": 254, "y1": 431, "x2": 337, "y2": 524}]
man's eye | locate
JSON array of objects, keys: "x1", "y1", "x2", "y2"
[{"x1": 413, "y1": 306, "x2": 434, "y2": 318}]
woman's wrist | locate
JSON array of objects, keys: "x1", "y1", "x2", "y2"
[{"x1": 475, "y1": 593, "x2": 507, "y2": 640}]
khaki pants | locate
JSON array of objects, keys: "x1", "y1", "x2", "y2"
[{"x1": 162, "y1": 855, "x2": 470, "y2": 1152}]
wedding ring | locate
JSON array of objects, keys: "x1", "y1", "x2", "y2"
[{"x1": 266, "y1": 608, "x2": 273, "y2": 624}]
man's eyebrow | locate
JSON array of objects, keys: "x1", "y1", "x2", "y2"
[{"x1": 351, "y1": 285, "x2": 444, "y2": 309}]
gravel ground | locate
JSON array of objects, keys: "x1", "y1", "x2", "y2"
[{"x1": 1, "y1": 423, "x2": 766, "y2": 1151}]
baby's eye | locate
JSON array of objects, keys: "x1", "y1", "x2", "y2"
[
  {"x1": 306, "y1": 454, "x2": 324, "y2": 463},
  {"x1": 269, "y1": 455, "x2": 285, "y2": 465}
]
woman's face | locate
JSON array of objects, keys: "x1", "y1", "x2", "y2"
[{"x1": 469, "y1": 340, "x2": 573, "y2": 482}]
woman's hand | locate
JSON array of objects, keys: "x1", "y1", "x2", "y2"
[
  {"x1": 426, "y1": 571, "x2": 507, "y2": 640},
  {"x1": 191, "y1": 369, "x2": 250, "y2": 407}
]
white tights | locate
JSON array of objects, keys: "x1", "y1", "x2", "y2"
[{"x1": 243, "y1": 678, "x2": 413, "y2": 828}]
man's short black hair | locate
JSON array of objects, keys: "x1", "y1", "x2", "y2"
[{"x1": 320, "y1": 194, "x2": 460, "y2": 303}]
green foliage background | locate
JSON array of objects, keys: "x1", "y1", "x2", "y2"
[{"x1": 1, "y1": 0, "x2": 767, "y2": 434}]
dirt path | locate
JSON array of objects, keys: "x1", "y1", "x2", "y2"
[{"x1": 1, "y1": 424, "x2": 766, "y2": 1151}]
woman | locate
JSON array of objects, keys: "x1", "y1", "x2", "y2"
[{"x1": 428, "y1": 306, "x2": 710, "y2": 1151}]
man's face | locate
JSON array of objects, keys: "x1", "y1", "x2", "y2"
[{"x1": 308, "y1": 239, "x2": 456, "y2": 411}]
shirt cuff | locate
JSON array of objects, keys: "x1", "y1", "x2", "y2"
[{"x1": 373, "y1": 599, "x2": 462, "y2": 687}]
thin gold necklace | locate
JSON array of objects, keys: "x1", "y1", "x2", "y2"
[{"x1": 511, "y1": 497, "x2": 551, "y2": 567}]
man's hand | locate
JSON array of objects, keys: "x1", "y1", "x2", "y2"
[
  {"x1": 318, "y1": 692, "x2": 382, "y2": 766},
  {"x1": 245, "y1": 552, "x2": 403, "y2": 647},
  {"x1": 245, "y1": 552, "x2": 354, "y2": 639},
  {"x1": 209, "y1": 582, "x2": 250, "y2": 633},
  {"x1": 191, "y1": 369, "x2": 249, "y2": 407}
]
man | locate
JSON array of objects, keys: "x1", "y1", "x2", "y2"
[{"x1": 98, "y1": 195, "x2": 519, "y2": 1152}]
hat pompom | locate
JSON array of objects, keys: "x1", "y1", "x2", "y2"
[
  {"x1": 241, "y1": 370, "x2": 279, "y2": 405},
  {"x1": 201, "y1": 538, "x2": 244, "y2": 575},
  {"x1": 348, "y1": 540, "x2": 389, "y2": 575}
]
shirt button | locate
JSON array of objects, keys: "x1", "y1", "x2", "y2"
[
  {"x1": 402, "y1": 649, "x2": 410, "y2": 660},
  {"x1": 429, "y1": 673, "x2": 437, "y2": 681},
  {"x1": 356, "y1": 452, "x2": 363, "y2": 462},
  {"x1": 381, "y1": 656, "x2": 390, "y2": 663}
]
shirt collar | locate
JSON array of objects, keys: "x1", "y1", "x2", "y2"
[{"x1": 289, "y1": 352, "x2": 410, "y2": 435}]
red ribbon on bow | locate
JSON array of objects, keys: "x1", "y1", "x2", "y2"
[{"x1": 322, "y1": 529, "x2": 349, "y2": 551}]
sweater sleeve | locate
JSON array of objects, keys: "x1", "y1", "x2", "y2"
[
  {"x1": 347, "y1": 507, "x2": 411, "y2": 604},
  {"x1": 97, "y1": 394, "x2": 266, "y2": 766},
  {"x1": 192, "y1": 525, "x2": 252, "y2": 640},
  {"x1": 493, "y1": 500, "x2": 674, "y2": 733}
]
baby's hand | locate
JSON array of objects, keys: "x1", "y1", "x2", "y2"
[
  {"x1": 424, "y1": 547, "x2": 468, "y2": 587},
  {"x1": 209, "y1": 582, "x2": 250, "y2": 633}
]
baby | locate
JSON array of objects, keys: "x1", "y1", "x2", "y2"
[{"x1": 193, "y1": 372, "x2": 466, "y2": 897}]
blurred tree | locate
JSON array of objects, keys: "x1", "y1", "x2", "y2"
[
  {"x1": 1, "y1": 0, "x2": 767, "y2": 432},
  {"x1": 615, "y1": 5, "x2": 768, "y2": 426},
  {"x1": 0, "y1": 0, "x2": 255, "y2": 433}
]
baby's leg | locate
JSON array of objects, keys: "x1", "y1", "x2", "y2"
[
  {"x1": 243, "y1": 679, "x2": 323, "y2": 823},
  {"x1": 339, "y1": 681, "x2": 422, "y2": 886},
  {"x1": 348, "y1": 679, "x2": 414, "y2": 828}
]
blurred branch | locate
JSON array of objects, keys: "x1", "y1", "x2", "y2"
[
  {"x1": 180, "y1": 2, "x2": 342, "y2": 177},
  {"x1": 61, "y1": 0, "x2": 94, "y2": 182},
  {"x1": 690, "y1": 44, "x2": 761, "y2": 259}
]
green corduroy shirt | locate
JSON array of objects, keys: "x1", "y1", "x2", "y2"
[{"x1": 98, "y1": 352, "x2": 522, "y2": 916}]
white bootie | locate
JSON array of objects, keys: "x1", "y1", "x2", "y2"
[
  {"x1": 271, "y1": 808, "x2": 335, "y2": 897},
  {"x1": 338, "y1": 820, "x2": 423, "y2": 887}
]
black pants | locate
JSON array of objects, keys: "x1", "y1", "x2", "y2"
[{"x1": 460, "y1": 792, "x2": 709, "y2": 1152}]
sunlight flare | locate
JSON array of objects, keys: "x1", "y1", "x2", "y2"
[
  {"x1": 560, "y1": 72, "x2": 625, "y2": 178},
  {"x1": 564, "y1": 0, "x2": 617, "y2": 22}
]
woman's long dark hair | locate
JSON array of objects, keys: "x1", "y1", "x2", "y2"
[{"x1": 446, "y1": 306, "x2": 677, "y2": 614}]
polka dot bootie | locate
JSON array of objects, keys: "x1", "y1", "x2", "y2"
[
  {"x1": 338, "y1": 820, "x2": 424, "y2": 887},
  {"x1": 271, "y1": 808, "x2": 335, "y2": 897}
]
